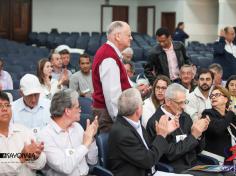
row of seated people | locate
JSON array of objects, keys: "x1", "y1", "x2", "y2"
[
  {"x1": 1, "y1": 77, "x2": 235, "y2": 175},
  {"x1": 1, "y1": 64, "x2": 236, "y2": 175},
  {"x1": 1, "y1": 24, "x2": 236, "y2": 175}
]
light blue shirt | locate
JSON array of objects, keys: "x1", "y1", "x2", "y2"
[{"x1": 11, "y1": 97, "x2": 51, "y2": 130}]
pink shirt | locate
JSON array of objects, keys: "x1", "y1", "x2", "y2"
[{"x1": 163, "y1": 43, "x2": 179, "y2": 80}]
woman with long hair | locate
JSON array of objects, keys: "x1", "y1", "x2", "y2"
[
  {"x1": 202, "y1": 85, "x2": 236, "y2": 164},
  {"x1": 226, "y1": 75, "x2": 236, "y2": 108},
  {"x1": 37, "y1": 58, "x2": 62, "y2": 100},
  {"x1": 142, "y1": 75, "x2": 171, "y2": 128}
]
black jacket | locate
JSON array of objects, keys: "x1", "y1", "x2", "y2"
[
  {"x1": 213, "y1": 37, "x2": 236, "y2": 80},
  {"x1": 172, "y1": 29, "x2": 189, "y2": 44},
  {"x1": 202, "y1": 108, "x2": 236, "y2": 160},
  {"x1": 144, "y1": 41, "x2": 191, "y2": 85},
  {"x1": 108, "y1": 115, "x2": 169, "y2": 176},
  {"x1": 146, "y1": 107, "x2": 204, "y2": 173}
]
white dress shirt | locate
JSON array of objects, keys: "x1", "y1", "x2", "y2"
[
  {"x1": 38, "y1": 121, "x2": 98, "y2": 176},
  {"x1": 51, "y1": 69, "x2": 72, "y2": 81},
  {"x1": 225, "y1": 41, "x2": 236, "y2": 58},
  {"x1": 40, "y1": 78, "x2": 61, "y2": 100},
  {"x1": 11, "y1": 97, "x2": 51, "y2": 130},
  {"x1": 142, "y1": 98, "x2": 156, "y2": 128},
  {"x1": 0, "y1": 70, "x2": 13, "y2": 90},
  {"x1": 123, "y1": 116, "x2": 149, "y2": 149},
  {"x1": 99, "y1": 41, "x2": 124, "y2": 120},
  {"x1": 0, "y1": 123, "x2": 46, "y2": 176}
]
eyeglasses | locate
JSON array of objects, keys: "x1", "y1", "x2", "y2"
[
  {"x1": 171, "y1": 99, "x2": 189, "y2": 106},
  {"x1": 0, "y1": 103, "x2": 11, "y2": 109},
  {"x1": 209, "y1": 93, "x2": 224, "y2": 99},
  {"x1": 155, "y1": 86, "x2": 167, "y2": 91}
]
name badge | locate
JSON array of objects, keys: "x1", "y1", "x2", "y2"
[
  {"x1": 32, "y1": 127, "x2": 40, "y2": 135},
  {"x1": 176, "y1": 134, "x2": 187, "y2": 143},
  {"x1": 65, "y1": 148, "x2": 76, "y2": 156}
]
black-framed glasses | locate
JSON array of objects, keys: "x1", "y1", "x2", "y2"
[
  {"x1": 209, "y1": 93, "x2": 224, "y2": 99},
  {"x1": 171, "y1": 99, "x2": 189, "y2": 106}
]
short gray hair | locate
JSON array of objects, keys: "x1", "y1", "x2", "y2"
[
  {"x1": 118, "y1": 88, "x2": 142, "y2": 116},
  {"x1": 50, "y1": 89, "x2": 79, "y2": 118},
  {"x1": 209, "y1": 63, "x2": 223, "y2": 76},
  {"x1": 180, "y1": 64, "x2": 193, "y2": 73},
  {"x1": 107, "y1": 21, "x2": 125, "y2": 36},
  {"x1": 165, "y1": 83, "x2": 186, "y2": 99},
  {"x1": 122, "y1": 47, "x2": 134, "y2": 55}
]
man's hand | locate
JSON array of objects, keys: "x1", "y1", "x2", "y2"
[
  {"x1": 20, "y1": 140, "x2": 44, "y2": 163},
  {"x1": 155, "y1": 115, "x2": 179, "y2": 138},
  {"x1": 219, "y1": 29, "x2": 225, "y2": 37},
  {"x1": 59, "y1": 68, "x2": 69, "y2": 86},
  {"x1": 83, "y1": 116, "x2": 99, "y2": 147},
  {"x1": 191, "y1": 116, "x2": 210, "y2": 139},
  {"x1": 168, "y1": 114, "x2": 180, "y2": 134}
]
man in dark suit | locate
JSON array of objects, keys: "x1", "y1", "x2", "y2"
[
  {"x1": 144, "y1": 27, "x2": 191, "y2": 85},
  {"x1": 108, "y1": 88, "x2": 180, "y2": 176},
  {"x1": 146, "y1": 83, "x2": 210, "y2": 174},
  {"x1": 213, "y1": 26, "x2": 236, "y2": 80}
]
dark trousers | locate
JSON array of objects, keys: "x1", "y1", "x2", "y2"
[{"x1": 92, "y1": 107, "x2": 113, "y2": 133}]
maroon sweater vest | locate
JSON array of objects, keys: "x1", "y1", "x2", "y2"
[{"x1": 92, "y1": 43, "x2": 131, "y2": 108}]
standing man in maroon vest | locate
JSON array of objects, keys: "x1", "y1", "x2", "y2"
[{"x1": 92, "y1": 21, "x2": 132, "y2": 132}]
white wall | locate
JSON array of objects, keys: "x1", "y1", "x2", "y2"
[
  {"x1": 32, "y1": 0, "x2": 221, "y2": 43},
  {"x1": 183, "y1": 0, "x2": 219, "y2": 43},
  {"x1": 139, "y1": 0, "x2": 184, "y2": 30},
  {"x1": 32, "y1": 0, "x2": 138, "y2": 33},
  {"x1": 138, "y1": 0, "x2": 184, "y2": 38},
  {"x1": 218, "y1": 0, "x2": 236, "y2": 31},
  {"x1": 138, "y1": 0, "x2": 218, "y2": 43},
  {"x1": 33, "y1": 0, "x2": 103, "y2": 32}
]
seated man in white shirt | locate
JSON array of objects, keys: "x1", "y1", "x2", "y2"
[
  {"x1": 0, "y1": 91, "x2": 46, "y2": 176},
  {"x1": 0, "y1": 58, "x2": 13, "y2": 90},
  {"x1": 49, "y1": 52, "x2": 72, "y2": 88},
  {"x1": 12, "y1": 74, "x2": 51, "y2": 133},
  {"x1": 39, "y1": 89, "x2": 98, "y2": 176}
]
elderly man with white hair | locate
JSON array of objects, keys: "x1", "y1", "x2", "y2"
[
  {"x1": 122, "y1": 47, "x2": 134, "y2": 62},
  {"x1": 92, "y1": 21, "x2": 132, "y2": 132},
  {"x1": 147, "y1": 83, "x2": 211, "y2": 175}
]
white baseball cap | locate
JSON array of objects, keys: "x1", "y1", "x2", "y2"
[
  {"x1": 55, "y1": 45, "x2": 71, "y2": 53},
  {"x1": 20, "y1": 74, "x2": 42, "y2": 96}
]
